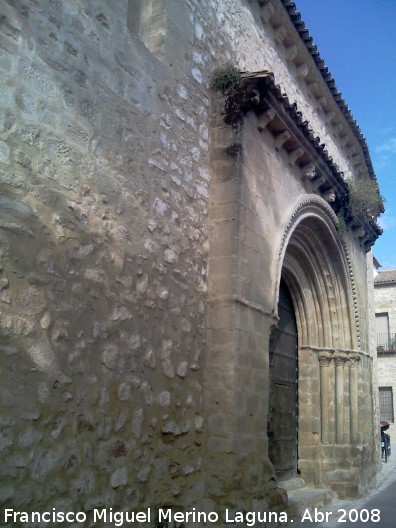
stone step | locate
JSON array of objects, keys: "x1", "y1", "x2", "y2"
[
  {"x1": 278, "y1": 477, "x2": 306, "y2": 493},
  {"x1": 286, "y1": 486, "x2": 334, "y2": 519}
]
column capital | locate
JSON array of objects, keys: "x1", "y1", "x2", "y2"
[
  {"x1": 348, "y1": 355, "x2": 361, "y2": 368},
  {"x1": 334, "y1": 355, "x2": 348, "y2": 368},
  {"x1": 318, "y1": 353, "x2": 332, "y2": 367}
]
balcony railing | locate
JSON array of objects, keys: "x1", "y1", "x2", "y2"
[{"x1": 377, "y1": 333, "x2": 396, "y2": 353}]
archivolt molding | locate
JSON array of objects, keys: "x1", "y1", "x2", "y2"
[
  {"x1": 275, "y1": 194, "x2": 359, "y2": 350},
  {"x1": 340, "y1": 238, "x2": 361, "y2": 350},
  {"x1": 276, "y1": 194, "x2": 338, "y2": 290}
]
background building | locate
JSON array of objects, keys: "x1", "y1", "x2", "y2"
[{"x1": 375, "y1": 269, "x2": 396, "y2": 437}]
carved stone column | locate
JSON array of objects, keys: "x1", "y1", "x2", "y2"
[
  {"x1": 349, "y1": 355, "x2": 361, "y2": 444},
  {"x1": 334, "y1": 356, "x2": 347, "y2": 444},
  {"x1": 319, "y1": 353, "x2": 332, "y2": 444}
]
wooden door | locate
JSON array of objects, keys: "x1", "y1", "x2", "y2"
[{"x1": 268, "y1": 279, "x2": 298, "y2": 478}]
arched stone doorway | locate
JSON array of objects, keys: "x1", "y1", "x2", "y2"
[{"x1": 273, "y1": 196, "x2": 360, "y2": 487}]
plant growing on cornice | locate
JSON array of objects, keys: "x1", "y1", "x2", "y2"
[
  {"x1": 336, "y1": 207, "x2": 348, "y2": 235},
  {"x1": 211, "y1": 63, "x2": 261, "y2": 129},
  {"x1": 335, "y1": 176, "x2": 384, "y2": 234},
  {"x1": 348, "y1": 177, "x2": 383, "y2": 218},
  {"x1": 210, "y1": 63, "x2": 242, "y2": 94}
]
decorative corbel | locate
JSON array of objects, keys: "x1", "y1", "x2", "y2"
[
  {"x1": 307, "y1": 80, "x2": 319, "y2": 93},
  {"x1": 352, "y1": 162, "x2": 364, "y2": 173},
  {"x1": 260, "y1": 1, "x2": 275, "y2": 23},
  {"x1": 275, "y1": 130, "x2": 291, "y2": 151},
  {"x1": 317, "y1": 95, "x2": 327, "y2": 108},
  {"x1": 285, "y1": 44, "x2": 298, "y2": 61},
  {"x1": 296, "y1": 63, "x2": 309, "y2": 79},
  {"x1": 326, "y1": 110, "x2": 336, "y2": 124},
  {"x1": 339, "y1": 135, "x2": 350, "y2": 147},
  {"x1": 312, "y1": 175, "x2": 326, "y2": 192},
  {"x1": 360, "y1": 233, "x2": 371, "y2": 247},
  {"x1": 302, "y1": 162, "x2": 316, "y2": 181},
  {"x1": 348, "y1": 144, "x2": 359, "y2": 156},
  {"x1": 289, "y1": 147, "x2": 304, "y2": 166},
  {"x1": 333, "y1": 123, "x2": 344, "y2": 135},
  {"x1": 322, "y1": 189, "x2": 336, "y2": 203},
  {"x1": 352, "y1": 226, "x2": 365, "y2": 239},
  {"x1": 257, "y1": 108, "x2": 276, "y2": 132}
]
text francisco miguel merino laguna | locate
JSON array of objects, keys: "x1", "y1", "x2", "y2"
[{"x1": 4, "y1": 507, "x2": 293, "y2": 526}]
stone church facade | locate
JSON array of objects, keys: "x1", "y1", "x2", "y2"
[{"x1": 0, "y1": 0, "x2": 382, "y2": 519}]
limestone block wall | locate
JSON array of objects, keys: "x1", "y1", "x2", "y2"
[
  {"x1": 0, "y1": 0, "x2": 379, "y2": 515},
  {"x1": 208, "y1": 101, "x2": 377, "y2": 499}
]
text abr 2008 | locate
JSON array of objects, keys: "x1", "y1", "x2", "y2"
[{"x1": 302, "y1": 508, "x2": 381, "y2": 523}]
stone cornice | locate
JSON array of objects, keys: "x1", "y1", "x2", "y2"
[
  {"x1": 247, "y1": 0, "x2": 383, "y2": 216},
  {"x1": 279, "y1": 0, "x2": 378, "y2": 187},
  {"x1": 240, "y1": 70, "x2": 382, "y2": 249}
]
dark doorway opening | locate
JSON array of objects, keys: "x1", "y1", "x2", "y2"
[{"x1": 268, "y1": 278, "x2": 299, "y2": 479}]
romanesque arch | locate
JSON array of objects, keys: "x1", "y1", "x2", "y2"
[
  {"x1": 276, "y1": 196, "x2": 357, "y2": 351},
  {"x1": 272, "y1": 196, "x2": 362, "y2": 485}
]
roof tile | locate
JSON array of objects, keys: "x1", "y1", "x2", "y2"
[
  {"x1": 281, "y1": 0, "x2": 379, "y2": 191},
  {"x1": 374, "y1": 270, "x2": 396, "y2": 284}
]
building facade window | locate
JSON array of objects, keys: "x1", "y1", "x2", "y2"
[
  {"x1": 379, "y1": 387, "x2": 394, "y2": 423},
  {"x1": 127, "y1": 0, "x2": 166, "y2": 60},
  {"x1": 376, "y1": 312, "x2": 390, "y2": 350}
]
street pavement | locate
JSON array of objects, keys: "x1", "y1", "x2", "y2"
[{"x1": 306, "y1": 444, "x2": 396, "y2": 528}]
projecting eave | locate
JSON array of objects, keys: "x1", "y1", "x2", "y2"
[
  {"x1": 280, "y1": 0, "x2": 378, "y2": 182},
  {"x1": 248, "y1": 0, "x2": 382, "y2": 214},
  {"x1": 240, "y1": 70, "x2": 382, "y2": 250}
]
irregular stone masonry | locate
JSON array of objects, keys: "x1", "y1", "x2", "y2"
[
  {"x1": 0, "y1": 0, "x2": 380, "y2": 518},
  {"x1": 0, "y1": 0, "x2": 209, "y2": 512}
]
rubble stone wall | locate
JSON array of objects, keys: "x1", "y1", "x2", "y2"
[
  {"x1": 0, "y1": 0, "x2": 211, "y2": 513},
  {"x1": 0, "y1": 0, "x2": 378, "y2": 516}
]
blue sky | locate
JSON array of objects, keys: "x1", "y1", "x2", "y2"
[{"x1": 295, "y1": 0, "x2": 396, "y2": 269}]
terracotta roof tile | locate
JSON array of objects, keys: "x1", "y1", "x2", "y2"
[
  {"x1": 374, "y1": 269, "x2": 396, "y2": 284},
  {"x1": 281, "y1": 0, "x2": 379, "y2": 194}
]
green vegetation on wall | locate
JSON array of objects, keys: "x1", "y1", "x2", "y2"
[
  {"x1": 211, "y1": 63, "x2": 260, "y2": 129},
  {"x1": 336, "y1": 176, "x2": 383, "y2": 234},
  {"x1": 211, "y1": 65, "x2": 383, "y2": 236}
]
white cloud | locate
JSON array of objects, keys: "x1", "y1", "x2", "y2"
[
  {"x1": 378, "y1": 215, "x2": 396, "y2": 230},
  {"x1": 374, "y1": 155, "x2": 392, "y2": 170},
  {"x1": 373, "y1": 136, "x2": 396, "y2": 169},
  {"x1": 376, "y1": 137, "x2": 396, "y2": 154}
]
